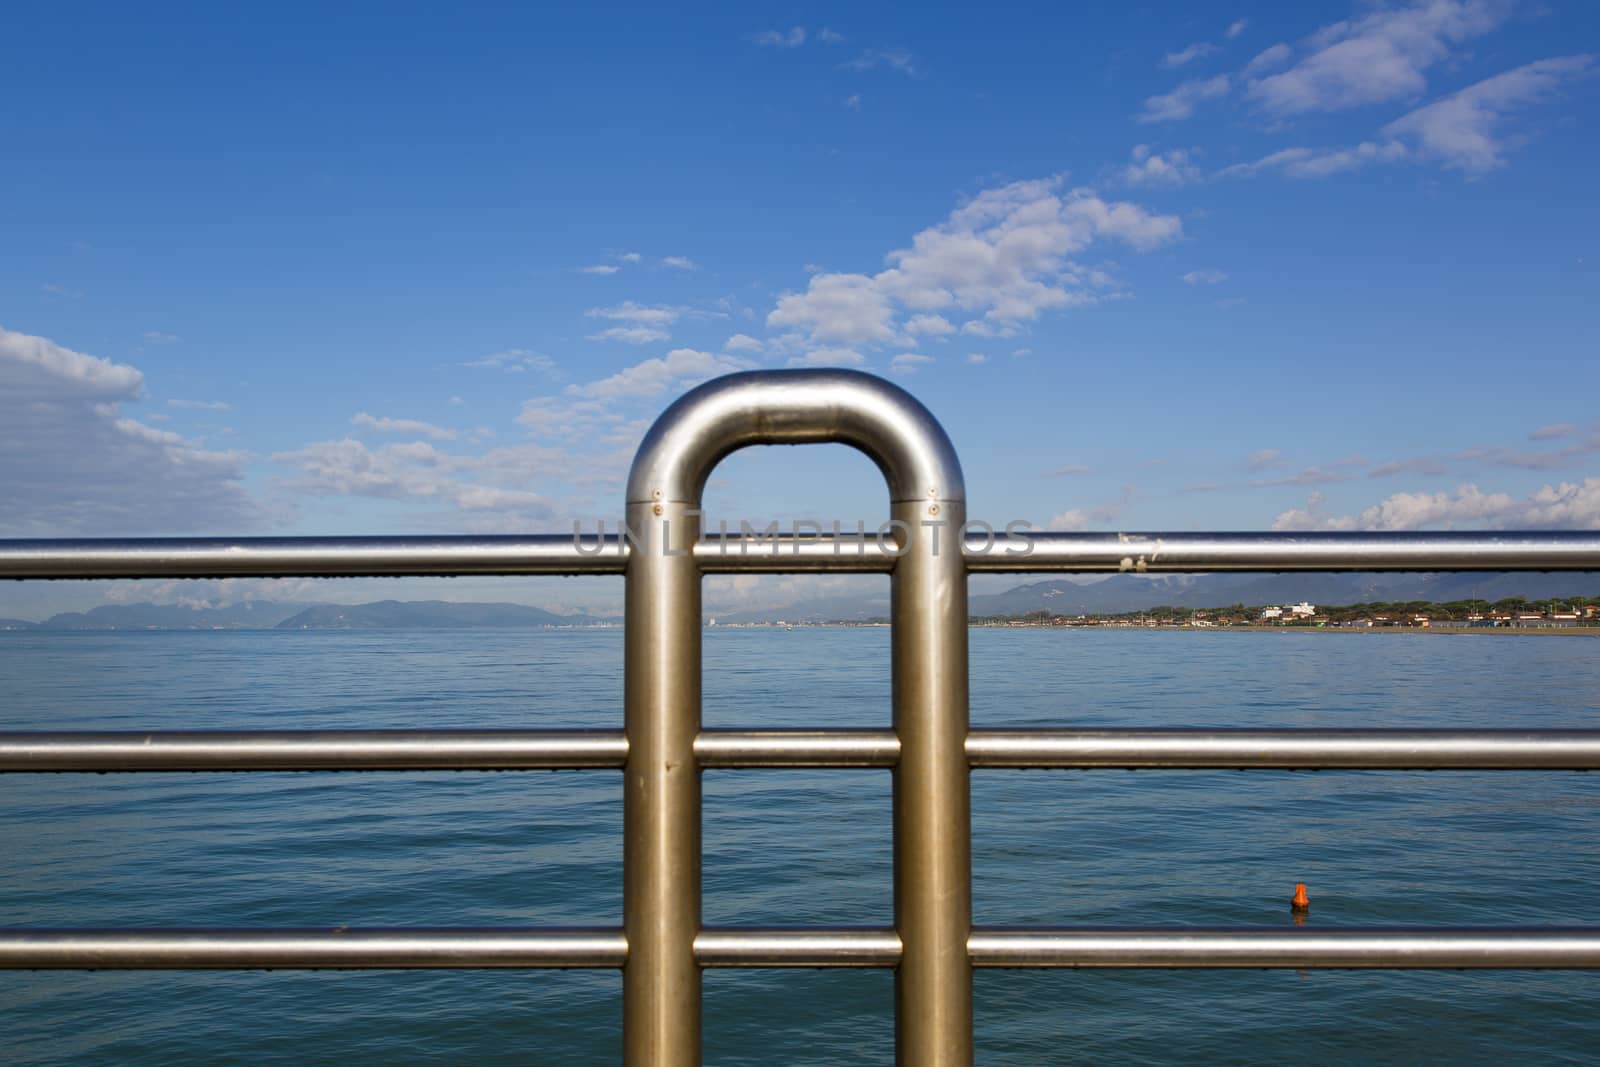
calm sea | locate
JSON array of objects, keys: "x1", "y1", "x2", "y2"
[{"x1": 2, "y1": 628, "x2": 1599, "y2": 1065}]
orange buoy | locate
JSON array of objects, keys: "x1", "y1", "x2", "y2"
[{"x1": 1291, "y1": 883, "x2": 1310, "y2": 911}]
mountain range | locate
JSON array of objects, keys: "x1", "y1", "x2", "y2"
[{"x1": 3, "y1": 571, "x2": 1597, "y2": 630}]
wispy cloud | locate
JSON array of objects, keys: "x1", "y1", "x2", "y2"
[
  {"x1": 1138, "y1": 74, "x2": 1230, "y2": 123},
  {"x1": 1226, "y1": 18, "x2": 1249, "y2": 40},
  {"x1": 1245, "y1": 0, "x2": 1506, "y2": 116},
  {"x1": 167, "y1": 398, "x2": 231, "y2": 412},
  {"x1": 1182, "y1": 268, "x2": 1229, "y2": 285},
  {"x1": 1122, "y1": 145, "x2": 1200, "y2": 186},
  {"x1": 1381, "y1": 55, "x2": 1595, "y2": 171},
  {"x1": 143, "y1": 330, "x2": 180, "y2": 344},
  {"x1": 768, "y1": 176, "x2": 1180, "y2": 348},
  {"x1": 751, "y1": 26, "x2": 807, "y2": 48},
  {"x1": 843, "y1": 48, "x2": 917, "y2": 76},
  {"x1": 587, "y1": 326, "x2": 670, "y2": 345},
  {"x1": 889, "y1": 353, "x2": 933, "y2": 375},
  {"x1": 462, "y1": 348, "x2": 558, "y2": 374},
  {"x1": 352, "y1": 412, "x2": 457, "y2": 441},
  {"x1": 579, "y1": 264, "x2": 621, "y2": 275},
  {"x1": 1163, "y1": 42, "x2": 1218, "y2": 69},
  {"x1": 1049, "y1": 487, "x2": 1134, "y2": 531},
  {"x1": 1274, "y1": 480, "x2": 1600, "y2": 531},
  {"x1": 661, "y1": 255, "x2": 697, "y2": 270},
  {"x1": 1532, "y1": 423, "x2": 1578, "y2": 441},
  {"x1": 566, "y1": 347, "x2": 752, "y2": 400}
]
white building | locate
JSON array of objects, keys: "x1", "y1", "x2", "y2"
[{"x1": 1289, "y1": 602, "x2": 1316, "y2": 617}]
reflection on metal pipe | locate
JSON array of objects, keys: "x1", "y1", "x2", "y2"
[
  {"x1": 966, "y1": 729, "x2": 1600, "y2": 769},
  {"x1": 969, "y1": 927, "x2": 1600, "y2": 968},
  {"x1": 0, "y1": 928, "x2": 628, "y2": 969}
]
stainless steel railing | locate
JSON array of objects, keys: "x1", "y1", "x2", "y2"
[{"x1": 3, "y1": 368, "x2": 1600, "y2": 1066}]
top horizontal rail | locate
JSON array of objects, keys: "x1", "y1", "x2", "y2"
[{"x1": 1, "y1": 531, "x2": 1597, "y2": 581}]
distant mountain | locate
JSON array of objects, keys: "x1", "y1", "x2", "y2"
[
  {"x1": 0, "y1": 618, "x2": 35, "y2": 631},
  {"x1": 32, "y1": 600, "x2": 318, "y2": 630},
  {"x1": 275, "y1": 600, "x2": 613, "y2": 629},
  {"x1": 968, "y1": 571, "x2": 1600, "y2": 618}
]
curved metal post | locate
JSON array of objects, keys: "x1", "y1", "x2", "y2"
[{"x1": 624, "y1": 369, "x2": 970, "y2": 1065}]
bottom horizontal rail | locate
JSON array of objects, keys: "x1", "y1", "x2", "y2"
[
  {"x1": 0, "y1": 928, "x2": 628, "y2": 969},
  {"x1": 969, "y1": 928, "x2": 1600, "y2": 968},
  {"x1": 8, "y1": 926, "x2": 1600, "y2": 969}
]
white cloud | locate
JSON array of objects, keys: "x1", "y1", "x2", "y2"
[
  {"x1": 844, "y1": 93, "x2": 862, "y2": 111},
  {"x1": 143, "y1": 330, "x2": 180, "y2": 344},
  {"x1": 843, "y1": 48, "x2": 917, "y2": 75},
  {"x1": 463, "y1": 348, "x2": 558, "y2": 374},
  {"x1": 1381, "y1": 55, "x2": 1595, "y2": 171},
  {"x1": 1248, "y1": 448, "x2": 1286, "y2": 471},
  {"x1": 1048, "y1": 464, "x2": 1090, "y2": 475},
  {"x1": 1164, "y1": 42, "x2": 1218, "y2": 68},
  {"x1": 618, "y1": 251, "x2": 643, "y2": 263},
  {"x1": 588, "y1": 326, "x2": 670, "y2": 345},
  {"x1": 352, "y1": 412, "x2": 457, "y2": 441},
  {"x1": 817, "y1": 27, "x2": 844, "y2": 45},
  {"x1": 568, "y1": 348, "x2": 751, "y2": 400},
  {"x1": 769, "y1": 273, "x2": 897, "y2": 345},
  {"x1": 1246, "y1": 0, "x2": 1504, "y2": 116},
  {"x1": 752, "y1": 27, "x2": 806, "y2": 48},
  {"x1": 1138, "y1": 74, "x2": 1230, "y2": 123},
  {"x1": 1049, "y1": 488, "x2": 1133, "y2": 531},
  {"x1": 904, "y1": 314, "x2": 956, "y2": 336},
  {"x1": 586, "y1": 301, "x2": 683, "y2": 326},
  {"x1": 274, "y1": 438, "x2": 559, "y2": 519},
  {"x1": 1274, "y1": 480, "x2": 1600, "y2": 531},
  {"x1": 661, "y1": 255, "x2": 697, "y2": 270},
  {"x1": 580, "y1": 264, "x2": 621, "y2": 275},
  {"x1": 1532, "y1": 423, "x2": 1578, "y2": 441},
  {"x1": 889, "y1": 353, "x2": 933, "y2": 375},
  {"x1": 767, "y1": 177, "x2": 1178, "y2": 353},
  {"x1": 1244, "y1": 43, "x2": 1292, "y2": 75},
  {"x1": 787, "y1": 348, "x2": 865, "y2": 368},
  {"x1": 0, "y1": 324, "x2": 263, "y2": 535},
  {"x1": 1220, "y1": 140, "x2": 1410, "y2": 179},
  {"x1": 723, "y1": 333, "x2": 765, "y2": 353},
  {"x1": 168, "y1": 398, "x2": 231, "y2": 411},
  {"x1": 966, "y1": 353, "x2": 989, "y2": 365},
  {"x1": 1122, "y1": 145, "x2": 1200, "y2": 186},
  {"x1": 1182, "y1": 269, "x2": 1229, "y2": 285},
  {"x1": 1226, "y1": 18, "x2": 1249, "y2": 40}
]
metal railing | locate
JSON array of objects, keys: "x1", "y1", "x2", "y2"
[{"x1": 3, "y1": 368, "x2": 1599, "y2": 1065}]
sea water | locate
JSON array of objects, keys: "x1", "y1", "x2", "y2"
[{"x1": 2, "y1": 627, "x2": 1598, "y2": 1064}]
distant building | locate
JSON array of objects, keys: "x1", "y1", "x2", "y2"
[
  {"x1": 1289, "y1": 602, "x2": 1316, "y2": 617},
  {"x1": 1260, "y1": 606, "x2": 1283, "y2": 620}
]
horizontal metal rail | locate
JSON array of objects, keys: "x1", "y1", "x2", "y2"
[
  {"x1": 695, "y1": 928, "x2": 902, "y2": 968},
  {"x1": 6, "y1": 927, "x2": 1600, "y2": 970},
  {"x1": 965, "y1": 729, "x2": 1600, "y2": 769},
  {"x1": 5, "y1": 530, "x2": 1599, "y2": 580},
  {"x1": 0, "y1": 928, "x2": 628, "y2": 969},
  {"x1": 0, "y1": 730, "x2": 629, "y2": 771},
  {"x1": 967, "y1": 531, "x2": 1600, "y2": 572},
  {"x1": 10, "y1": 729, "x2": 1600, "y2": 772},
  {"x1": 968, "y1": 928, "x2": 1600, "y2": 968}
]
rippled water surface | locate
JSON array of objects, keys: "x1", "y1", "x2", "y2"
[{"x1": 3, "y1": 627, "x2": 1599, "y2": 1064}]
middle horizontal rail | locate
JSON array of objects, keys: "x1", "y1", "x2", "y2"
[
  {"x1": 8, "y1": 729, "x2": 1600, "y2": 771},
  {"x1": 8, "y1": 927, "x2": 1600, "y2": 969}
]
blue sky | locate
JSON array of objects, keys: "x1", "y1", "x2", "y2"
[{"x1": 2, "y1": 1, "x2": 1597, "y2": 616}]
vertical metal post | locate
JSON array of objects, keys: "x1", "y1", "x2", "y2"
[
  {"x1": 624, "y1": 369, "x2": 971, "y2": 1065},
  {"x1": 892, "y1": 496, "x2": 972, "y2": 1066},
  {"x1": 624, "y1": 498, "x2": 703, "y2": 1064}
]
